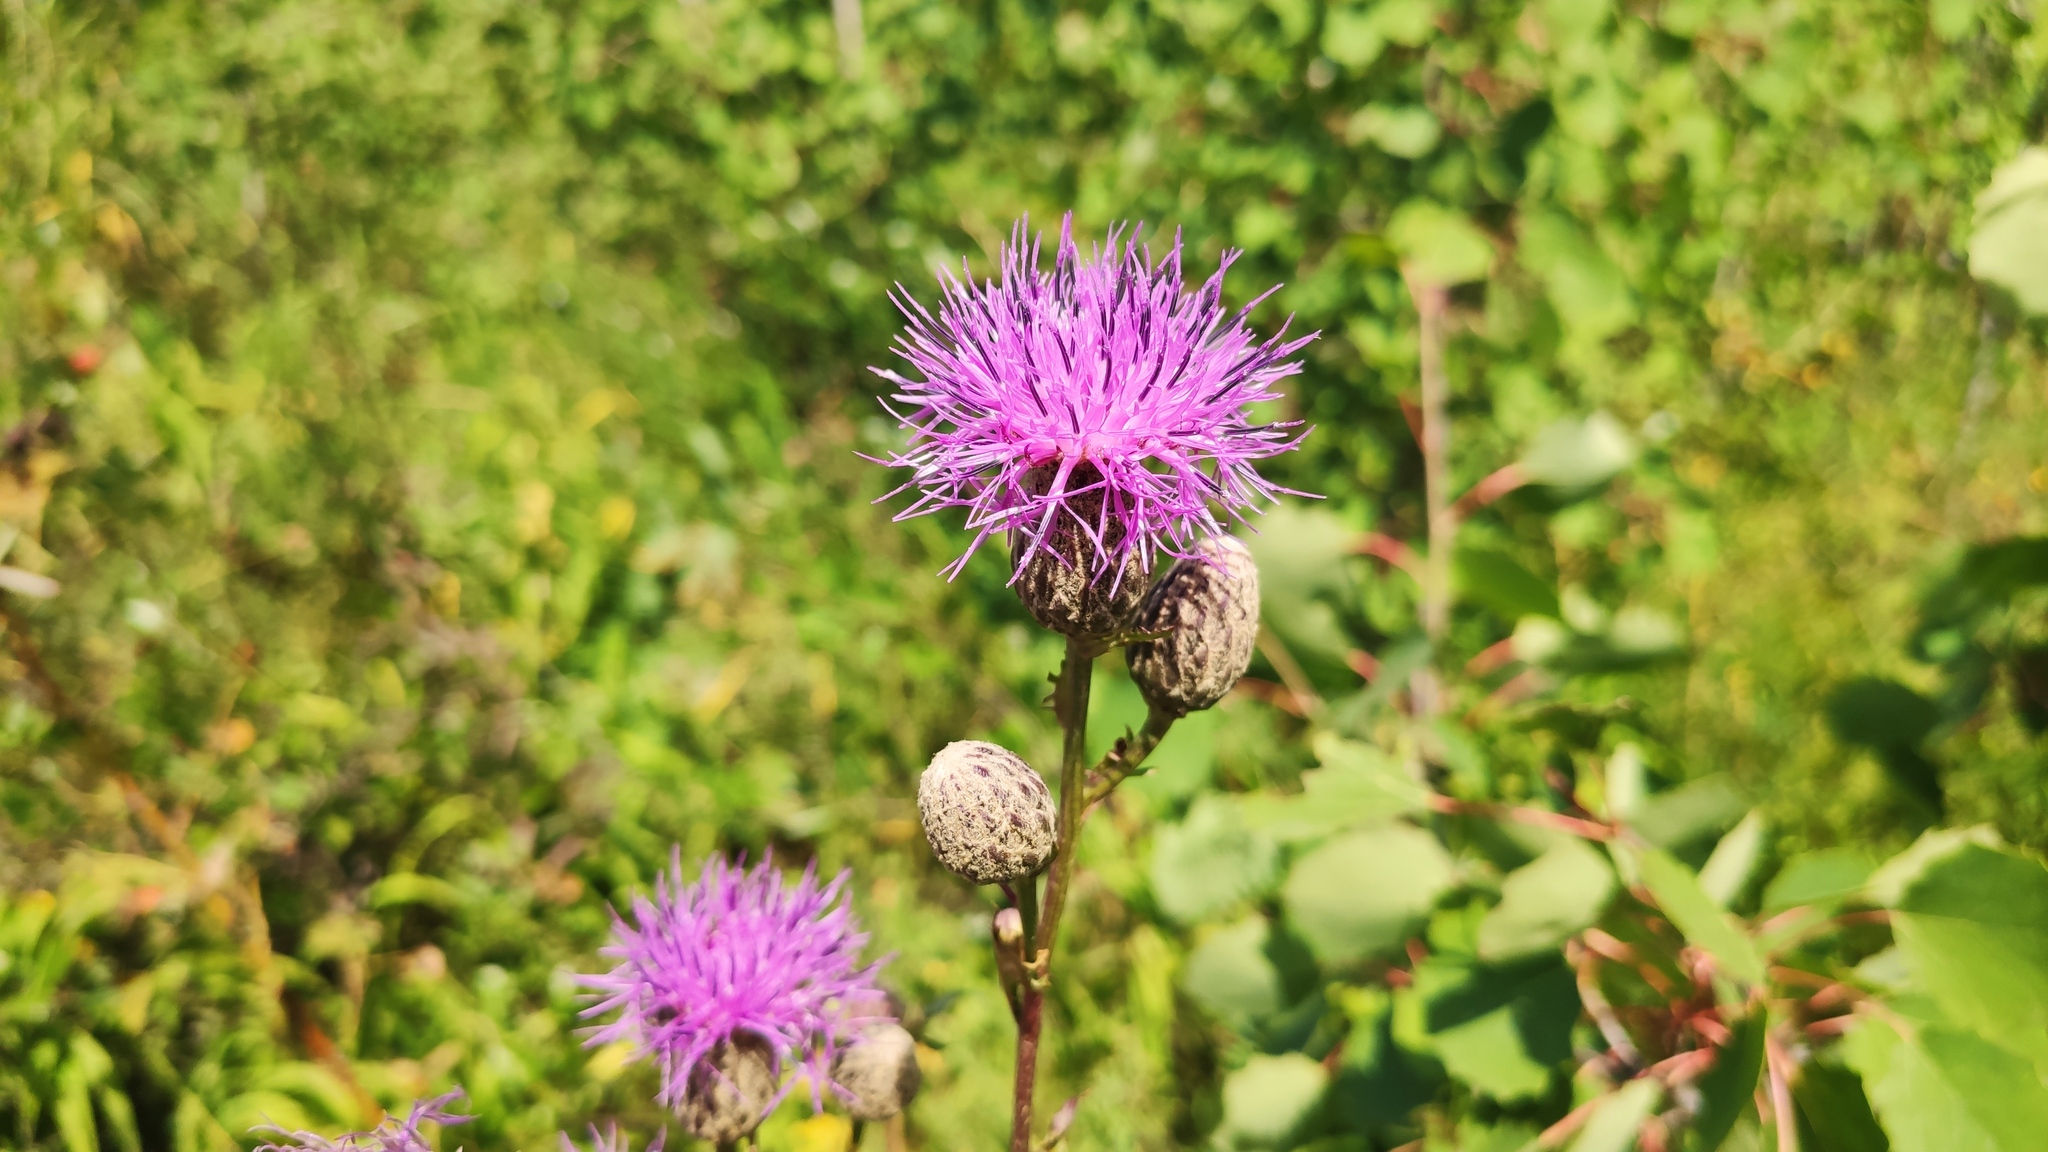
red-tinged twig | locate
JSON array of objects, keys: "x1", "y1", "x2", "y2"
[
  {"x1": 1688, "y1": 1012, "x2": 1734, "y2": 1048},
  {"x1": 1568, "y1": 939, "x2": 1642, "y2": 1070},
  {"x1": 1804, "y1": 1016, "x2": 1858, "y2": 1038},
  {"x1": 1397, "y1": 393, "x2": 1425, "y2": 448},
  {"x1": 1646, "y1": 1048, "x2": 1718, "y2": 1086},
  {"x1": 1453, "y1": 462, "x2": 1527, "y2": 516},
  {"x1": 1466, "y1": 668, "x2": 1549, "y2": 721},
  {"x1": 1639, "y1": 1117, "x2": 1672, "y2": 1152},
  {"x1": 1765, "y1": 1034, "x2": 1800, "y2": 1152},
  {"x1": 1353, "y1": 531, "x2": 1422, "y2": 579},
  {"x1": 1582, "y1": 929, "x2": 1639, "y2": 963},
  {"x1": 1537, "y1": 1094, "x2": 1606, "y2": 1148},
  {"x1": 1423, "y1": 793, "x2": 1616, "y2": 840},
  {"x1": 1255, "y1": 629, "x2": 1322, "y2": 716},
  {"x1": 1347, "y1": 649, "x2": 1381, "y2": 683},
  {"x1": 1230, "y1": 677, "x2": 1310, "y2": 717},
  {"x1": 1464, "y1": 637, "x2": 1518, "y2": 677},
  {"x1": 1767, "y1": 966, "x2": 1836, "y2": 990}
]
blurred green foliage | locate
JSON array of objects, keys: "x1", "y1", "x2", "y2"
[{"x1": 2, "y1": 0, "x2": 2047, "y2": 1148}]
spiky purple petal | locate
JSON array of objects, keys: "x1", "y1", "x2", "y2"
[
  {"x1": 577, "y1": 853, "x2": 887, "y2": 1117},
  {"x1": 252, "y1": 1091, "x2": 471, "y2": 1152},
  {"x1": 871, "y1": 213, "x2": 1316, "y2": 580}
]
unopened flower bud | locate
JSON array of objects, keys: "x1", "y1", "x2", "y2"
[
  {"x1": 1012, "y1": 464, "x2": 1148, "y2": 638},
  {"x1": 1126, "y1": 536, "x2": 1260, "y2": 717},
  {"x1": 917, "y1": 741, "x2": 1056, "y2": 884},
  {"x1": 832, "y1": 1023, "x2": 922, "y2": 1121},
  {"x1": 677, "y1": 1036, "x2": 777, "y2": 1145}
]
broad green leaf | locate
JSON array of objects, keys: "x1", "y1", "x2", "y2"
[
  {"x1": 1348, "y1": 105, "x2": 1442, "y2": 158},
  {"x1": 1630, "y1": 776, "x2": 1747, "y2": 851},
  {"x1": 1632, "y1": 846, "x2": 1765, "y2": 985},
  {"x1": 1969, "y1": 149, "x2": 2048, "y2": 314},
  {"x1": 1698, "y1": 812, "x2": 1765, "y2": 908},
  {"x1": 1865, "y1": 826, "x2": 2003, "y2": 906},
  {"x1": 1433, "y1": 1008, "x2": 1548, "y2": 1100},
  {"x1": 1520, "y1": 412, "x2": 1637, "y2": 489},
  {"x1": 1183, "y1": 918, "x2": 1286, "y2": 1031},
  {"x1": 1149, "y1": 795, "x2": 1279, "y2": 925},
  {"x1": 56, "y1": 1060, "x2": 98, "y2": 1152},
  {"x1": 1825, "y1": 678, "x2": 1941, "y2": 750},
  {"x1": 365, "y1": 872, "x2": 464, "y2": 910},
  {"x1": 1570, "y1": 1078, "x2": 1662, "y2": 1152},
  {"x1": 1889, "y1": 842, "x2": 2048, "y2": 1070},
  {"x1": 1454, "y1": 546, "x2": 1560, "y2": 622},
  {"x1": 1420, "y1": 956, "x2": 1579, "y2": 1101},
  {"x1": 1320, "y1": 5, "x2": 1386, "y2": 68},
  {"x1": 1331, "y1": 986, "x2": 1446, "y2": 1130},
  {"x1": 1284, "y1": 826, "x2": 1454, "y2": 964},
  {"x1": 1243, "y1": 506, "x2": 1357, "y2": 670},
  {"x1": 1686, "y1": 1010, "x2": 1764, "y2": 1152},
  {"x1": 1218, "y1": 1054, "x2": 1329, "y2": 1148},
  {"x1": 1388, "y1": 201, "x2": 1494, "y2": 285},
  {"x1": 1519, "y1": 213, "x2": 1635, "y2": 343},
  {"x1": 1846, "y1": 1019, "x2": 2048, "y2": 1152},
  {"x1": 1476, "y1": 839, "x2": 1616, "y2": 961},
  {"x1": 1240, "y1": 734, "x2": 1427, "y2": 840},
  {"x1": 1762, "y1": 849, "x2": 1874, "y2": 914},
  {"x1": 1792, "y1": 1060, "x2": 1890, "y2": 1152}
]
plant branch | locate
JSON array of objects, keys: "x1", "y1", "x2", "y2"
[
  {"x1": 1011, "y1": 635, "x2": 1096, "y2": 1152},
  {"x1": 1422, "y1": 793, "x2": 1615, "y2": 840},
  {"x1": 1082, "y1": 706, "x2": 1174, "y2": 807}
]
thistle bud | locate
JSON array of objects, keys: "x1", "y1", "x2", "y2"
[
  {"x1": 677, "y1": 1036, "x2": 777, "y2": 1146},
  {"x1": 832, "y1": 1023, "x2": 922, "y2": 1121},
  {"x1": 1011, "y1": 463, "x2": 1148, "y2": 638},
  {"x1": 1126, "y1": 536, "x2": 1260, "y2": 717},
  {"x1": 917, "y1": 741, "x2": 1056, "y2": 885}
]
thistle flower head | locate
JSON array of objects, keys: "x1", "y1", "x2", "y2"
[
  {"x1": 577, "y1": 853, "x2": 888, "y2": 1118},
  {"x1": 872, "y1": 213, "x2": 1315, "y2": 583},
  {"x1": 253, "y1": 1091, "x2": 471, "y2": 1152}
]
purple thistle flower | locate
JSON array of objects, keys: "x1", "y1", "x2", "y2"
[
  {"x1": 577, "y1": 853, "x2": 887, "y2": 1118},
  {"x1": 872, "y1": 213, "x2": 1316, "y2": 583},
  {"x1": 252, "y1": 1091, "x2": 471, "y2": 1152}
]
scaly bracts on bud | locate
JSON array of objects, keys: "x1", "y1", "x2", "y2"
[
  {"x1": 677, "y1": 1036, "x2": 779, "y2": 1145},
  {"x1": 918, "y1": 741, "x2": 1057, "y2": 884},
  {"x1": 1126, "y1": 535, "x2": 1261, "y2": 717},
  {"x1": 1012, "y1": 465, "x2": 1149, "y2": 638},
  {"x1": 832, "y1": 1023, "x2": 923, "y2": 1121}
]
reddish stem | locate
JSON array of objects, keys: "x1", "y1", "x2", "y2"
[{"x1": 1010, "y1": 989, "x2": 1043, "y2": 1152}]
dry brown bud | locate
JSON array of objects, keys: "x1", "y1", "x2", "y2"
[
  {"x1": 1126, "y1": 536, "x2": 1261, "y2": 717},
  {"x1": 917, "y1": 741, "x2": 1056, "y2": 884},
  {"x1": 1011, "y1": 463, "x2": 1148, "y2": 638},
  {"x1": 832, "y1": 1022, "x2": 922, "y2": 1121},
  {"x1": 678, "y1": 1035, "x2": 777, "y2": 1145}
]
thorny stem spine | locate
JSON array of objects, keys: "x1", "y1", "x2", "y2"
[{"x1": 1082, "y1": 707, "x2": 1174, "y2": 807}]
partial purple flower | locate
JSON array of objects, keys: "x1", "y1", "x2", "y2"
[
  {"x1": 577, "y1": 853, "x2": 887, "y2": 1119},
  {"x1": 872, "y1": 213, "x2": 1316, "y2": 582},
  {"x1": 559, "y1": 1124, "x2": 665, "y2": 1152},
  {"x1": 253, "y1": 1091, "x2": 471, "y2": 1152}
]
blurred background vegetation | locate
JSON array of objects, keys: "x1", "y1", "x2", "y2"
[{"x1": 2, "y1": 0, "x2": 2046, "y2": 1148}]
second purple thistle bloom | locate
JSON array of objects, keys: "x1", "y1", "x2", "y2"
[
  {"x1": 873, "y1": 214, "x2": 1317, "y2": 582},
  {"x1": 577, "y1": 855, "x2": 888, "y2": 1125}
]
